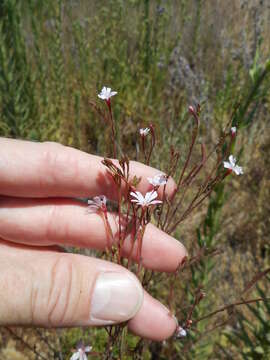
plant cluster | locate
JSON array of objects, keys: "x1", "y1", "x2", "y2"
[{"x1": 68, "y1": 87, "x2": 247, "y2": 359}]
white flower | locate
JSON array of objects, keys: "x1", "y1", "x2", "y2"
[
  {"x1": 70, "y1": 345, "x2": 92, "y2": 360},
  {"x1": 139, "y1": 127, "x2": 150, "y2": 136},
  {"x1": 175, "y1": 326, "x2": 187, "y2": 338},
  {"x1": 130, "y1": 190, "x2": 162, "y2": 207},
  {"x1": 87, "y1": 195, "x2": 107, "y2": 213},
  {"x1": 147, "y1": 173, "x2": 168, "y2": 187},
  {"x1": 231, "y1": 126, "x2": 237, "y2": 135},
  {"x1": 98, "y1": 86, "x2": 117, "y2": 101},
  {"x1": 223, "y1": 155, "x2": 243, "y2": 175}
]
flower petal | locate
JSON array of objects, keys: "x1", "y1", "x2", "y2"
[
  {"x1": 136, "y1": 191, "x2": 145, "y2": 203},
  {"x1": 149, "y1": 200, "x2": 162, "y2": 205},
  {"x1": 148, "y1": 191, "x2": 158, "y2": 202},
  {"x1": 223, "y1": 161, "x2": 232, "y2": 170},
  {"x1": 229, "y1": 155, "x2": 236, "y2": 166},
  {"x1": 70, "y1": 352, "x2": 80, "y2": 360},
  {"x1": 130, "y1": 191, "x2": 139, "y2": 200},
  {"x1": 234, "y1": 165, "x2": 243, "y2": 175},
  {"x1": 145, "y1": 191, "x2": 153, "y2": 202}
]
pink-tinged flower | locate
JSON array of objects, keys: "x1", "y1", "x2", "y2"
[
  {"x1": 98, "y1": 86, "x2": 117, "y2": 101},
  {"x1": 130, "y1": 190, "x2": 162, "y2": 207},
  {"x1": 231, "y1": 126, "x2": 237, "y2": 136},
  {"x1": 175, "y1": 326, "x2": 187, "y2": 338},
  {"x1": 70, "y1": 344, "x2": 92, "y2": 360},
  {"x1": 147, "y1": 173, "x2": 168, "y2": 187},
  {"x1": 188, "y1": 105, "x2": 195, "y2": 115},
  {"x1": 223, "y1": 155, "x2": 243, "y2": 175},
  {"x1": 139, "y1": 127, "x2": 150, "y2": 137},
  {"x1": 87, "y1": 195, "x2": 107, "y2": 213}
]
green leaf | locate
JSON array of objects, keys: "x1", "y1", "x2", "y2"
[{"x1": 254, "y1": 346, "x2": 264, "y2": 354}]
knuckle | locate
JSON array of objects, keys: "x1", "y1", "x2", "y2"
[
  {"x1": 45, "y1": 204, "x2": 73, "y2": 243},
  {"x1": 45, "y1": 204, "x2": 62, "y2": 241},
  {"x1": 45, "y1": 255, "x2": 77, "y2": 327},
  {"x1": 42, "y1": 142, "x2": 64, "y2": 166},
  {"x1": 41, "y1": 142, "x2": 79, "y2": 184},
  {"x1": 41, "y1": 142, "x2": 65, "y2": 181}
]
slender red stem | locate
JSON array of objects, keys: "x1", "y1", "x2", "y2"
[{"x1": 106, "y1": 99, "x2": 117, "y2": 158}]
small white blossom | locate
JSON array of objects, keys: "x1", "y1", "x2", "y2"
[
  {"x1": 231, "y1": 126, "x2": 237, "y2": 135},
  {"x1": 223, "y1": 155, "x2": 243, "y2": 175},
  {"x1": 98, "y1": 86, "x2": 117, "y2": 101},
  {"x1": 70, "y1": 345, "x2": 92, "y2": 360},
  {"x1": 130, "y1": 190, "x2": 162, "y2": 207},
  {"x1": 175, "y1": 326, "x2": 187, "y2": 338},
  {"x1": 147, "y1": 173, "x2": 168, "y2": 187},
  {"x1": 139, "y1": 127, "x2": 150, "y2": 136},
  {"x1": 88, "y1": 195, "x2": 107, "y2": 213}
]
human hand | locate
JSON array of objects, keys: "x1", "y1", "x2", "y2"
[{"x1": 0, "y1": 138, "x2": 187, "y2": 341}]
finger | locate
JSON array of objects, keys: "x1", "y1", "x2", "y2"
[
  {"x1": 0, "y1": 138, "x2": 176, "y2": 198},
  {"x1": 0, "y1": 241, "x2": 176, "y2": 340},
  {"x1": 128, "y1": 292, "x2": 177, "y2": 341},
  {"x1": 0, "y1": 197, "x2": 187, "y2": 272}
]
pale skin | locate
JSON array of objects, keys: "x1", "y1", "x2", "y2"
[{"x1": 0, "y1": 138, "x2": 187, "y2": 341}]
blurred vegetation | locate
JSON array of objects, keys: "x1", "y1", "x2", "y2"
[
  {"x1": 0, "y1": 0, "x2": 270, "y2": 359},
  {"x1": 220, "y1": 275, "x2": 270, "y2": 359}
]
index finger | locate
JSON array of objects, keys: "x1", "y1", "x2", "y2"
[{"x1": 0, "y1": 138, "x2": 176, "y2": 198}]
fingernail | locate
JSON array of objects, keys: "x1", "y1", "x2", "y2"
[
  {"x1": 172, "y1": 315, "x2": 179, "y2": 328},
  {"x1": 160, "y1": 303, "x2": 178, "y2": 325},
  {"x1": 90, "y1": 272, "x2": 143, "y2": 325}
]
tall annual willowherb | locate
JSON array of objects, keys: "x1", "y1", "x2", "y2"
[{"x1": 87, "y1": 91, "x2": 249, "y2": 359}]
